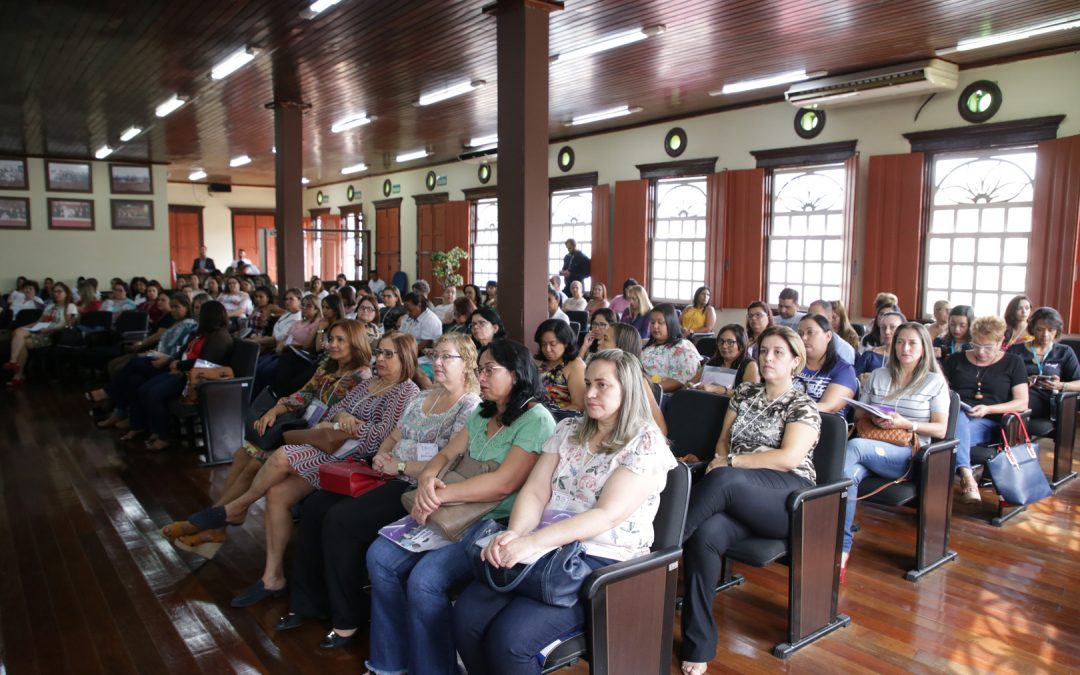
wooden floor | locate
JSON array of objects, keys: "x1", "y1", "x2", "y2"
[{"x1": 2, "y1": 381, "x2": 1079, "y2": 674}]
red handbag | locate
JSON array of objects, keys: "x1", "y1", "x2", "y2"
[{"x1": 319, "y1": 458, "x2": 393, "y2": 497}]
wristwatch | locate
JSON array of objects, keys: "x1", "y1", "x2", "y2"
[{"x1": 396, "y1": 461, "x2": 407, "y2": 475}]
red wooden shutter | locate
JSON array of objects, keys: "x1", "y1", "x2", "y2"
[
  {"x1": 591, "y1": 184, "x2": 611, "y2": 290},
  {"x1": 232, "y1": 213, "x2": 258, "y2": 264},
  {"x1": 375, "y1": 204, "x2": 402, "y2": 281},
  {"x1": 842, "y1": 154, "x2": 859, "y2": 307},
  {"x1": 1029, "y1": 135, "x2": 1080, "y2": 331},
  {"x1": 320, "y1": 215, "x2": 343, "y2": 281},
  {"x1": 612, "y1": 180, "x2": 649, "y2": 288},
  {"x1": 704, "y1": 173, "x2": 724, "y2": 302},
  {"x1": 445, "y1": 201, "x2": 471, "y2": 289},
  {"x1": 718, "y1": 169, "x2": 767, "y2": 308},
  {"x1": 860, "y1": 153, "x2": 925, "y2": 318}
]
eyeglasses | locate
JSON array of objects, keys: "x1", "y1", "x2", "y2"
[
  {"x1": 718, "y1": 338, "x2": 739, "y2": 347},
  {"x1": 471, "y1": 319, "x2": 492, "y2": 328},
  {"x1": 358, "y1": 305, "x2": 376, "y2": 313},
  {"x1": 970, "y1": 343, "x2": 999, "y2": 353},
  {"x1": 590, "y1": 321, "x2": 610, "y2": 329},
  {"x1": 430, "y1": 352, "x2": 464, "y2": 363},
  {"x1": 374, "y1": 348, "x2": 399, "y2": 359},
  {"x1": 748, "y1": 312, "x2": 769, "y2": 320},
  {"x1": 476, "y1": 364, "x2": 508, "y2": 378}
]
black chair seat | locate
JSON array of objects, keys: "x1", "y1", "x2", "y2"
[
  {"x1": 541, "y1": 634, "x2": 587, "y2": 672},
  {"x1": 726, "y1": 537, "x2": 788, "y2": 567},
  {"x1": 168, "y1": 399, "x2": 199, "y2": 419},
  {"x1": 857, "y1": 477, "x2": 917, "y2": 506},
  {"x1": 970, "y1": 445, "x2": 998, "y2": 467},
  {"x1": 1027, "y1": 417, "x2": 1054, "y2": 438}
]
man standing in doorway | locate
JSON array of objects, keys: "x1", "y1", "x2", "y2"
[
  {"x1": 559, "y1": 238, "x2": 590, "y2": 292},
  {"x1": 192, "y1": 245, "x2": 217, "y2": 275},
  {"x1": 774, "y1": 287, "x2": 805, "y2": 329}
]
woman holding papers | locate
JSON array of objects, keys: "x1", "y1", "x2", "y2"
[
  {"x1": 841, "y1": 322, "x2": 950, "y2": 579},
  {"x1": 690, "y1": 323, "x2": 759, "y2": 395},
  {"x1": 4, "y1": 282, "x2": 78, "y2": 388},
  {"x1": 275, "y1": 333, "x2": 482, "y2": 648},
  {"x1": 452, "y1": 349, "x2": 674, "y2": 675}
]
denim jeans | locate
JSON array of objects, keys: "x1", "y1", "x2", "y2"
[
  {"x1": 842, "y1": 437, "x2": 916, "y2": 552},
  {"x1": 365, "y1": 519, "x2": 500, "y2": 675},
  {"x1": 954, "y1": 412, "x2": 1000, "y2": 472}
]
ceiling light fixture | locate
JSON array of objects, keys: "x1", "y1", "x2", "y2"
[
  {"x1": 417, "y1": 79, "x2": 485, "y2": 106},
  {"x1": 467, "y1": 134, "x2": 498, "y2": 148},
  {"x1": 210, "y1": 47, "x2": 259, "y2": 80},
  {"x1": 938, "y1": 16, "x2": 1080, "y2": 54},
  {"x1": 119, "y1": 126, "x2": 142, "y2": 142},
  {"x1": 566, "y1": 105, "x2": 642, "y2": 126},
  {"x1": 551, "y1": 24, "x2": 666, "y2": 63},
  {"x1": 712, "y1": 69, "x2": 818, "y2": 95},
  {"x1": 331, "y1": 113, "x2": 374, "y2": 133},
  {"x1": 396, "y1": 148, "x2": 432, "y2": 163},
  {"x1": 94, "y1": 145, "x2": 114, "y2": 159},
  {"x1": 301, "y1": 177, "x2": 310, "y2": 184},
  {"x1": 340, "y1": 163, "x2": 367, "y2": 174},
  {"x1": 306, "y1": 0, "x2": 344, "y2": 17},
  {"x1": 155, "y1": 95, "x2": 188, "y2": 117},
  {"x1": 229, "y1": 155, "x2": 252, "y2": 167},
  {"x1": 189, "y1": 170, "x2": 207, "y2": 181}
]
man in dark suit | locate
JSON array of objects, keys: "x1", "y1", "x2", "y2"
[
  {"x1": 192, "y1": 246, "x2": 217, "y2": 275},
  {"x1": 559, "y1": 238, "x2": 590, "y2": 291}
]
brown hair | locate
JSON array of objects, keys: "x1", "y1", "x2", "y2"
[
  {"x1": 326, "y1": 319, "x2": 373, "y2": 373},
  {"x1": 380, "y1": 331, "x2": 417, "y2": 383}
]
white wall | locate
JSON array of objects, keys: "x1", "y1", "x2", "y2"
[
  {"x1": 0, "y1": 159, "x2": 169, "y2": 291},
  {"x1": 166, "y1": 182, "x2": 277, "y2": 267}
]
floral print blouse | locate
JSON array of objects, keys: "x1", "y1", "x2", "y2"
[
  {"x1": 281, "y1": 363, "x2": 371, "y2": 413},
  {"x1": 641, "y1": 340, "x2": 701, "y2": 385}
]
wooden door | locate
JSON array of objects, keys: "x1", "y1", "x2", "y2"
[
  {"x1": 319, "y1": 215, "x2": 344, "y2": 281},
  {"x1": 232, "y1": 210, "x2": 276, "y2": 273},
  {"x1": 375, "y1": 199, "x2": 402, "y2": 284},
  {"x1": 416, "y1": 200, "x2": 449, "y2": 297},
  {"x1": 169, "y1": 205, "x2": 203, "y2": 284}
]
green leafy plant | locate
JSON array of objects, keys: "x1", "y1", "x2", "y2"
[{"x1": 430, "y1": 246, "x2": 468, "y2": 289}]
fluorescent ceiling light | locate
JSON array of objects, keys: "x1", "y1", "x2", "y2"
[
  {"x1": 155, "y1": 95, "x2": 187, "y2": 117},
  {"x1": 301, "y1": 177, "x2": 310, "y2": 184},
  {"x1": 210, "y1": 47, "x2": 258, "y2": 80},
  {"x1": 417, "y1": 79, "x2": 485, "y2": 106},
  {"x1": 567, "y1": 105, "x2": 641, "y2": 126},
  {"x1": 331, "y1": 113, "x2": 374, "y2": 133},
  {"x1": 396, "y1": 148, "x2": 431, "y2": 163},
  {"x1": 271, "y1": 146, "x2": 276, "y2": 154},
  {"x1": 712, "y1": 69, "x2": 812, "y2": 95},
  {"x1": 467, "y1": 134, "x2": 498, "y2": 148},
  {"x1": 308, "y1": 0, "x2": 343, "y2": 15},
  {"x1": 229, "y1": 155, "x2": 252, "y2": 167},
  {"x1": 551, "y1": 25, "x2": 665, "y2": 63},
  {"x1": 189, "y1": 170, "x2": 207, "y2": 181},
  {"x1": 340, "y1": 163, "x2": 367, "y2": 174},
  {"x1": 119, "y1": 126, "x2": 142, "y2": 142},
  {"x1": 94, "y1": 145, "x2": 114, "y2": 159},
  {"x1": 941, "y1": 17, "x2": 1080, "y2": 53}
]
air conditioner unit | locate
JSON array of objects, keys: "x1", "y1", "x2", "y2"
[{"x1": 785, "y1": 59, "x2": 959, "y2": 108}]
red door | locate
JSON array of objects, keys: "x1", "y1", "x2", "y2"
[
  {"x1": 169, "y1": 205, "x2": 203, "y2": 284},
  {"x1": 375, "y1": 201, "x2": 402, "y2": 283}
]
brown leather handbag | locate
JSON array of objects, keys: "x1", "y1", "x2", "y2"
[
  {"x1": 400, "y1": 452, "x2": 503, "y2": 541},
  {"x1": 283, "y1": 427, "x2": 352, "y2": 454},
  {"x1": 854, "y1": 417, "x2": 921, "y2": 501}
]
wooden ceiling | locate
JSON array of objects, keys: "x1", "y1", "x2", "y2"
[{"x1": 1, "y1": 0, "x2": 1078, "y2": 187}]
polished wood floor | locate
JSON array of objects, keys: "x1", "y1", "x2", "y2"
[{"x1": 2, "y1": 382, "x2": 1079, "y2": 674}]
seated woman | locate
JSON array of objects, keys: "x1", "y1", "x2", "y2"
[
  {"x1": 462, "y1": 283, "x2": 482, "y2": 309},
  {"x1": 680, "y1": 326, "x2": 821, "y2": 675},
  {"x1": 308, "y1": 275, "x2": 329, "y2": 300},
  {"x1": 841, "y1": 322, "x2": 950, "y2": 578},
  {"x1": 453, "y1": 349, "x2": 676, "y2": 674},
  {"x1": 620, "y1": 284, "x2": 652, "y2": 340},
  {"x1": 401, "y1": 291, "x2": 444, "y2": 351},
  {"x1": 1008, "y1": 306, "x2": 1080, "y2": 421},
  {"x1": 470, "y1": 306, "x2": 507, "y2": 353},
  {"x1": 244, "y1": 285, "x2": 278, "y2": 338},
  {"x1": 745, "y1": 300, "x2": 774, "y2": 359},
  {"x1": 316, "y1": 294, "x2": 346, "y2": 353},
  {"x1": 129, "y1": 277, "x2": 149, "y2": 305},
  {"x1": 580, "y1": 307, "x2": 617, "y2": 356},
  {"x1": 126, "y1": 301, "x2": 233, "y2": 450},
  {"x1": 933, "y1": 304, "x2": 973, "y2": 360},
  {"x1": 585, "y1": 281, "x2": 609, "y2": 314},
  {"x1": 927, "y1": 300, "x2": 950, "y2": 342},
  {"x1": 248, "y1": 288, "x2": 302, "y2": 353},
  {"x1": 690, "y1": 323, "x2": 760, "y2": 396},
  {"x1": 854, "y1": 310, "x2": 905, "y2": 381},
  {"x1": 92, "y1": 294, "x2": 198, "y2": 425},
  {"x1": 859, "y1": 298, "x2": 901, "y2": 352},
  {"x1": 1003, "y1": 294, "x2": 1033, "y2": 348},
  {"x1": 204, "y1": 276, "x2": 222, "y2": 301},
  {"x1": 338, "y1": 285, "x2": 358, "y2": 318},
  {"x1": 353, "y1": 293, "x2": 385, "y2": 344},
  {"x1": 829, "y1": 299, "x2": 861, "y2": 355},
  {"x1": 380, "y1": 286, "x2": 406, "y2": 332},
  {"x1": 219, "y1": 276, "x2": 253, "y2": 319},
  {"x1": 77, "y1": 280, "x2": 102, "y2": 314},
  {"x1": 641, "y1": 303, "x2": 701, "y2": 393},
  {"x1": 797, "y1": 314, "x2": 858, "y2": 417},
  {"x1": 9, "y1": 279, "x2": 44, "y2": 315},
  {"x1": 562, "y1": 280, "x2": 588, "y2": 312},
  {"x1": 277, "y1": 333, "x2": 482, "y2": 647},
  {"x1": 184, "y1": 331, "x2": 420, "y2": 606},
  {"x1": 596, "y1": 323, "x2": 668, "y2": 434},
  {"x1": 136, "y1": 283, "x2": 165, "y2": 322},
  {"x1": 363, "y1": 340, "x2": 556, "y2": 675},
  {"x1": 547, "y1": 287, "x2": 570, "y2": 323},
  {"x1": 680, "y1": 285, "x2": 717, "y2": 338},
  {"x1": 944, "y1": 316, "x2": 1029, "y2": 503},
  {"x1": 445, "y1": 296, "x2": 477, "y2": 336},
  {"x1": 164, "y1": 320, "x2": 372, "y2": 554},
  {"x1": 102, "y1": 281, "x2": 137, "y2": 317},
  {"x1": 4, "y1": 282, "x2": 78, "y2": 388},
  {"x1": 252, "y1": 294, "x2": 321, "y2": 397},
  {"x1": 534, "y1": 318, "x2": 586, "y2": 411}
]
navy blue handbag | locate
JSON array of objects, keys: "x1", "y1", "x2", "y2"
[
  {"x1": 470, "y1": 524, "x2": 590, "y2": 608},
  {"x1": 986, "y1": 413, "x2": 1052, "y2": 506}
]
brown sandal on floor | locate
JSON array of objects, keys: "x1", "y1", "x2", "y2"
[
  {"x1": 161, "y1": 521, "x2": 202, "y2": 540},
  {"x1": 145, "y1": 438, "x2": 171, "y2": 451},
  {"x1": 174, "y1": 528, "x2": 226, "y2": 559}
]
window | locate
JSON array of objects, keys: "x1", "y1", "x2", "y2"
[
  {"x1": 340, "y1": 207, "x2": 369, "y2": 281},
  {"x1": 923, "y1": 149, "x2": 1035, "y2": 316},
  {"x1": 549, "y1": 187, "x2": 593, "y2": 284},
  {"x1": 767, "y1": 163, "x2": 847, "y2": 304},
  {"x1": 471, "y1": 197, "x2": 499, "y2": 286},
  {"x1": 651, "y1": 177, "x2": 707, "y2": 302},
  {"x1": 304, "y1": 211, "x2": 369, "y2": 281}
]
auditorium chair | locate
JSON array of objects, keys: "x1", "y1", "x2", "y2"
[
  {"x1": 664, "y1": 389, "x2": 729, "y2": 468},
  {"x1": 539, "y1": 462, "x2": 691, "y2": 674},
  {"x1": 566, "y1": 309, "x2": 589, "y2": 329},
  {"x1": 856, "y1": 393, "x2": 961, "y2": 581},
  {"x1": 169, "y1": 338, "x2": 260, "y2": 467},
  {"x1": 693, "y1": 335, "x2": 717, "y2": 359},
  {"x1": 1036, "y1": 338, "x2": 1079, "y2": 490},
  {"x1": 712, "y1": 413, "x2": 852, "y2": 658}
]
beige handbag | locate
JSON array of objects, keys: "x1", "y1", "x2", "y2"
[{"x1": 400, "y1": 452, "x2": 502, "y2": 541}]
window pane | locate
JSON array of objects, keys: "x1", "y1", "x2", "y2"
[
  {"x1": 977, "y1": 237, "x2": 1001, "y2": 263},
  {"x1": 549, "y1": 188, "x2": 593, "y2": 287},
  {"x1": 651, "y1": 177, "x2": 707, "y2": 302}
]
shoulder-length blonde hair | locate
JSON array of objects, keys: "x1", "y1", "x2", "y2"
[
  {"x1": 571, "y1": 349, "x2": 658, "y2": 454},
  {"x1": 325, "y1": 319, "x2": 373, "y2": 373},
  {"x1": 971, "y1": 315, "x2": 1007, "y2": 344},
  {"x1": 379, "y1": 331, "x2": 417, "y2": 383},
  {"x1": 432, "y1": 333, "x2": 480, "y2": 394},
  {"x1": 886, "y1": 322, "x2": 940, "y2": 400},
  {"x1": 626, "y1": 285, "x2": 653, "y2": 317}
]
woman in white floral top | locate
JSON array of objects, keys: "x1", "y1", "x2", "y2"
[
  {"x1": 453, "y1": 349, "x2": 675, "y2": 674},
  {"x1": 641, "y1": 303, "x2": 702, "y2": 392}
]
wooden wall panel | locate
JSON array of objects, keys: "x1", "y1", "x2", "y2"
[
  {"x1": 1029, "y1": 134, "x2": 1080, "y2": 332},
  {"x1": 860, "y1": 153, "x2": 925, "y2": 318},
  {"x1": 375, "y1": 202, "x2": 402, "y2": 284},
  {"x1": 719, "y1": 169, "x2": 767, "y2": 308},
  {"x1": 612, "y1": 179, "x2": 649, "y2": 289},
  {"x1": 168, "y1": 206, "x2": 202, "y2": 284},
  {"x1": 591, "y1": 183, "x2": 611, "y2": 290}
]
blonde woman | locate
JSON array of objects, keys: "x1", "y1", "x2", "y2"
[
  {"x1": 585, "y1": 282, "x2": 610, "y2": 314},
  {"x1": 621, "y1": 284, "x2": 653, "y2": 340}
]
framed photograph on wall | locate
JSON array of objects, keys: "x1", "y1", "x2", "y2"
[
  {"x1": 0, "y1": 196, "x2": 30, "y2": 229},
  {"x1": 110, "y1": 164, "x2": 153, "y2": 194},
  {"x1": 0, "y1": 158, "x2": 28, "y2": 189},
  {"x1": 46, "y1": 160, "x2": 92, "y2": 192},
  {"x1": 111, "y1": 199, "x2": 154, "y2": 230},
  {"x1": 48, "y1": 198, "x2": 95, "y2": 230}
]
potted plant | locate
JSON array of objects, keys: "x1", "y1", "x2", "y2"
[{"x1": 430, "y1": 246, "x2": 468, "y2": 289}]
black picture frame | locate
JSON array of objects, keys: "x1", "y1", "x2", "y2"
[
  {"x1": 0, "y1": 196, "x2": 30, "y2": 229},
  {"x1": 111, "y1": 199, "x2": 154, "y2": 230},
  {"x1": 109, "y1": 163, "x2": 153, "y2": 194},
  {"x1": 0, "y1": 157, "x2": 28, "y2": 189},
  {"x1": 48, "y1": 198, "x2": 95, "y2": 230},
  {"x1": 45, "y1": 160, "x2": 93, "y2": 193}
]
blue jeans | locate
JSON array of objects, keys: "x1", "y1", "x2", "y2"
[
  {"x1": 955, "y1": 412, "x2": 1000, "y2": 472},
  {"x1": 452, "y1": 555, "x2": 613, "y2": 675},
  {"x1": 365, "y1": 519, "x2": 500, "y2": 675},
  {"x1": 842, "y1": 438, "x2": 916, "y2": 552},
  {"x1": 130, "y1": 372, "x2": 185, "y2": 438}
]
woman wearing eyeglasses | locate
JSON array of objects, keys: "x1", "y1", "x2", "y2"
[
  {"x1": 276, "y1": 333, "x2": 483, "y2": 648},
  {"x1": 380, "y1": 287, "x2": 406, "y2": 333},
  {"x1": 690, "y1": 324, "x2": 759, "y2": 395},
  {"x1": 744, "y1": 301, "x2": 774, "y2": 359},
  {"x1": 943, "y1": 315, "x2": 1029, "y2": 503},
  {"x1": 581, "y1": 307, "x2": 617, "y2": 356},
  {"x1": 469, "y1": 306, "x2": 507, "y2": 352},
  {"x1": 182, "y1": 331, "x2": 421, "y2": 607},
  {"x1": 364, "y1": 340, "x2": 555, "y2": 675},
  {"x1": 354, "y1": 293, "x2": 384, "y2": 345}
]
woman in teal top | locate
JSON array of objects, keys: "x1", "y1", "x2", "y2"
[{"x1": 364, "y1": 339, "x2": 556, "y2": 672}]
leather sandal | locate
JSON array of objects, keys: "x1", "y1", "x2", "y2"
[
  {"x1": 161, "y1": 521, "x2": 201, "y2": 540},
  {"x1": 173, "y1": 528, "x2": 226, "y2": 559}
]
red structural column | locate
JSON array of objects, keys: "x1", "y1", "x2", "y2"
[{"x1": 269, "y1": 101, "x2": 306, "y2": 291}]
